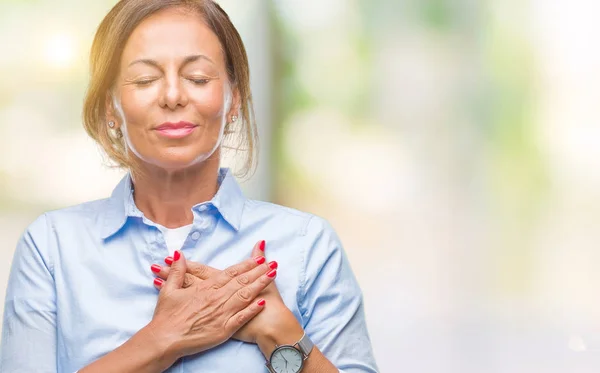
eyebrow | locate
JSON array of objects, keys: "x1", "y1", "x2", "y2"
[{"x1": 127, "y1": 54, "x2": 215, "y2": 68}]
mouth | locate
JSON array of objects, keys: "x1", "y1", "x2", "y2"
[{"x1": 153, "y1": 121, "x2": 198, "y2": 139}]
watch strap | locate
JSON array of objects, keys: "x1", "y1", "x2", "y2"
[{"x1": 295, "y1": 333, "x2": 314, "y2": 357}]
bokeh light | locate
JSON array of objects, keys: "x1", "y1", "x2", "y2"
[{"x1": 44, "y1": 32, "x2": 76, "y2": 68}]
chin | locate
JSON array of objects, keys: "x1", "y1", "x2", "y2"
[{"x1": 145, "y1": 149, "x2": 216, "y2": 171}]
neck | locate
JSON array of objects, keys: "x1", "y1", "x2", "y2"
[{"x1": 131, "y1": 155, "x2": 221, "y2": 229}]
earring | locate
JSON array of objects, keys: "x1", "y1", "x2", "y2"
[
  {"x1": 108, "y1": 121, "x2": 115, "y2": 128},
  {"x1": 231, "y1": 115, "x2": 238, "y2": 123}
]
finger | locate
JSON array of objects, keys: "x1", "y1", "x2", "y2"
[
  {"x1": 224, "y1": 268, "x2": 277, "y2": 311},
  {"x1": 248, "y1": 240, "x2": 279, "y2": 292},
  {"x1": 152, "y1": 265, "x2": 197, "y2": 289},
  {"x1": 152, "y1": 264, "x2": 170, "y2": 280},
  {"x1": 250, "y1": 240, "x2": 279, "y2": 278},
  {"x1": 219, "y1": 257, "x2": 277, "y2": 296},
  {"x1": 156, "y1": 260, "x2": 276, "y2": 291},
  {"x1": 164, "y1": 257, "x2": 219, "y2": 281},
  {"x1": 152, "y1": 264, "x2": 178, "y2": 280},
  {"x1": 153, "y1": 277, "x2": 164, "y2": 290},
  {"x1": 187, "y1": 261, "x2": 220, "y2": 280},
  {"x1": 250, "y1": 240, "x2": 266, "y2": 259},
  {"x1": 163, "y1": 250, "x2": 188, "y2": 292},
  {"x1": 224, "y1": 298, "x2": 266, "y2": 335},
  {"x1": 182, "y1": 273, "x2": 196, "y2": 288},
  {"x1": 211, "y1": 255, "x2": 267, "y2": 289}
]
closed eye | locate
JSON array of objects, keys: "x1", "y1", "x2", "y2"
[
  {"x1": 189, "y1": 78, "x2": 210, "y2": 85},
  {"x1": 133, "y1": 78, "x2": 157, "y2": 86}
]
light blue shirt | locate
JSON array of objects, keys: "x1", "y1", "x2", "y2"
[{"x1": 1, "y1": 168, "x2": 378, "y2": 372}]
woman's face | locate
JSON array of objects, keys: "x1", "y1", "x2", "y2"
[{"x1": 111, "y1": 8, "x2": 235, "y2": 171}]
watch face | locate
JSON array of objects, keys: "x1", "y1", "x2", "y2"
[{"x1": 270, "y1": 346, "x2": 304, "y2": 373}]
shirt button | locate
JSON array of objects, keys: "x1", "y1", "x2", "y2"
[
  {"x1": 191, "y1": 231, "x2": 201, "y2": 240},
  {"x1": 200, "y1": 219, "x2": 213, "y2": 230},
  {"x1": 198, "y1": 205, "x2": 208, "y2": 212}
]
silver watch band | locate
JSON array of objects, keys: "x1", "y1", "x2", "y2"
[{"x1": 295, "y1": 333, "x2": 314, "y2": 358}]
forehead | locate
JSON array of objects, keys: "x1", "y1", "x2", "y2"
[{"x1": 121, "y1": 7, "x2": 224, "y2": 66}]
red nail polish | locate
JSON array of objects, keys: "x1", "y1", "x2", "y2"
[
  {"x1": 259, "y1": 240, "x2": 266, "y2": 251},
  {"x1": 255, "y1": 256, "x2": 266, "y2": 265},
  {"x1": 151, "y1": 264, "x2": 161, "y2": 273},
  {"x1": 154, "y1": 278, "x2": 164, "y2": 286},
  {"x1": 174, "y1": 251, "x2": 181, "y2": 261},
  {"x1": 258, "y1": 299, "x2": 266, "y2": 306},
  {"x1": 267, "y1": 269, "x2": 277, "y2": 278},
  {"x1": 268, "y1": 261, "x2": 278, "y2": 270},
  {"x1": 164, "y1": 257, "x2": 173, "y2": 265}
]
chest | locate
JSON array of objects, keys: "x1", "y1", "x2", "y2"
[{"x1": 52, "y1": 229, "x2": 303, "y2": 372}]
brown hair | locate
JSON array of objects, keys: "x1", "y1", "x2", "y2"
[{"x1": 83, "y1": 0, "x2": 257, "y2": 178}]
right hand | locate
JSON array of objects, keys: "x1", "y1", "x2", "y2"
[
  {"x1": 153, "y1": 240, "x2": 288, "y2": 345},
  {"x1": 147, "y1": 250, "x2": 276, "y2": 362}
]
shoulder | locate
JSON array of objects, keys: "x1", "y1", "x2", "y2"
[
  {"x1": 46, "y1": 198, "x2": 111, "y2": 218},
  {"x1": 243, "y1": 200, "x2": 342, "y2": 263},
  {"x1": 16, "y1": 198, "x2": 113, "y2": 263},
  {"x1": 243, "y1": 199, "x2": 336, "y2": 238},
  {"x1": 29, "y1": 198, "x2": 112, "y2": 235}
]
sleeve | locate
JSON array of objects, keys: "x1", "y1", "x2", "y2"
[
  {"x1": 0, "y1": 214, "x2": 58, "y2": 372},
  {"x1": 298, "y1": 216, "x2": 379, "y2": 373}
]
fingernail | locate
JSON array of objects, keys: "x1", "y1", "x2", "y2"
[
  {"x1": 151, "y1": 264, "x2": 162, "y2": 273},
  {"x1": 259, "y1": 240, "x2": 266, "y2": 251},
  {"x1": 267, "y1": 269, "x2": 277, "y2": 278},
  {"x1": 258, "y1": 299, "x2": 266, "y2": 306},
  {"x1": 268, "y1": 261, "x2": 278, "y2": 270},
  {"x1": 154, "y1": 278, "x2": 164, "y2": 286},
  {"x1": 255, "y1": 256, "x2": 266, "y2": 265},
  {"x1": 174, "y1": 251, "x2": 181, "y2": 261},
  {"x1": 164, "y1": 257, "x2": 173, "y2": 265}
]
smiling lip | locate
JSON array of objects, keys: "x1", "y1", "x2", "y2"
[{"x1": 154, "y1": 121, "x2": 198, "y2": 139}]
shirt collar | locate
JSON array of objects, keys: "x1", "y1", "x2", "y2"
[{"x1": 100, "y1": 168, "x2": 246, "y2": 240}]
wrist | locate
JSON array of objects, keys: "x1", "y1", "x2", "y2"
[
  {"x1": 140, "y1": 321, "x2": 180, "y2": 370},
  {"x1": 256, "y1": 310, "x2": 304, "y2": 358}
]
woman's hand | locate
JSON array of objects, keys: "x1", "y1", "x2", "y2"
[
  {"x1": 151, "y1": 241, "x2": 299, "y2": 346},
  {"x1": 147, "y1": 249, "x2": 277, "y2": 362}
]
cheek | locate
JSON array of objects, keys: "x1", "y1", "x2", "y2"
[
  {"x1": 119, "y1": 86, "x2": 159, "y2": 124},
  {"x1": 192, "y1": 83, "x2": 227, "y2": 119}
]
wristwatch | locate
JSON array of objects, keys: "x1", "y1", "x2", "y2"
[{"x1": 266, "y1": 333, "x2": 314, "y2": 373}]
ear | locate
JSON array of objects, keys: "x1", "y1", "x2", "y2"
[
  {"x1": 226, "y1": 86, "x2": 241, "y2": 123},
  {"x1": 104, "y1": 93, "x2": 120, "y2": 129}
]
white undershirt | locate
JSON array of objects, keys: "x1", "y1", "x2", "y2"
[{"x1": 157, "y1": 224, "x2": 193, "y2": 255}]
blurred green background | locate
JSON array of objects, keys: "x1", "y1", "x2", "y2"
[{"x1": 2, "y1": 0, "x2": 600, "y2": 371}]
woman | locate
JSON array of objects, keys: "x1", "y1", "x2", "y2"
[{"x1": 0, "y1": 1, "x2": 378, "y2": 372}]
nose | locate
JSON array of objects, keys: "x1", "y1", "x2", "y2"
[{"x1": 159, "y1": 73, "x2": 189, "y2": 110}]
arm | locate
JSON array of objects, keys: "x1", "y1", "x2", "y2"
[
  {"x1": 0, "y1": 215, "x2": 174, "y2": 373},
  {"x1": 77, "y1": 326, "x2": 175, "y2": 373},
  {"x1": 1, "y1": 215, "x2": 58, "y2": 373},
  {"x1": 256, "y1": 217, "x2": 379, "y2": 373}
]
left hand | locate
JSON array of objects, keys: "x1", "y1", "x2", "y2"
[{"x1": 151, "y1": 240, "x2": 302, "y2": 346}]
